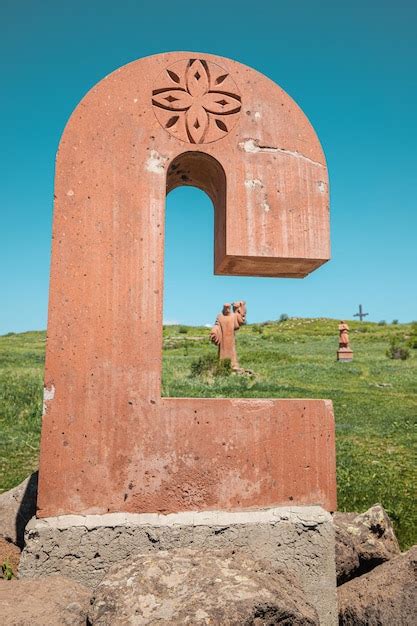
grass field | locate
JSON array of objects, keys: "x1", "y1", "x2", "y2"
[{"x1": 1, "y1": 319, "x2": 416, "y2": 549}]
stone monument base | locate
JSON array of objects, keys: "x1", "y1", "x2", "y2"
[
  {"x1": 20, "y1": 506, "x2": 336, "y2": 624},
  {"x1": 337, "y1": 348, "x2": 353, "y2": 361}
]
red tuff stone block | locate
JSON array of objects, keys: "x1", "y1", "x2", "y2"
[{"x1": 37, "y1": 52, "x2": 336, "y2": 517}]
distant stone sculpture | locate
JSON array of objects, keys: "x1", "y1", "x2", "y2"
[
  {"x1": 337, "y1": 321, "x2": 353, "y2": 361},
  {"x1": 339, "y1": 321, "x2": 350, "y2": 348},
  {"x1": 210, "y1": 301, "x2": 246, "y2": 370}
]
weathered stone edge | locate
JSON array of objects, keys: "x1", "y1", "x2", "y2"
[{"x1": 30, "y1": 505, "x2": 331, "y2": 531}]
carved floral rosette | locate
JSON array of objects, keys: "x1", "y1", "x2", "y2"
[{"x1": 152, "y1": 58, "x2": 242, "y2": 144}]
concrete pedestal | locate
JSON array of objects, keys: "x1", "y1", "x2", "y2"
[{"x1": 20, "y1": 506, "x2": 337, "y2": 624}]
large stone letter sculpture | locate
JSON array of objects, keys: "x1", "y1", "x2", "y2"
[
  {"x1": 210, "y1": 301, "x2": 246, "y2": 370},
  {"x1": 38, "y1": 52, "x2": 336, "y2": 518}
]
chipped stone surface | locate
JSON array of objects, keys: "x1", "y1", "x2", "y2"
[
  {"x1": 88, "y1": 549, "x2": 319, "y2": 625},
  {"x1": 20, "y1": 506, "x2": 337, "y2": 624},
  {"x1": 42, "y1": 384, "x2": 55, "y2": 415},
  {"x1": 145, "y1": 149, "x2": 168, "y2": 173},
  {"x1": 244, "y1": 178, "x2": 264, "y2": 189}
]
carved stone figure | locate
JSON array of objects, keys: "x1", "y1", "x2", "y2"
[
  {"x1": 339, "y1": 321, "x2": 350, "y2": 349},
  {"x1": 210, "y1": 301, "x2": 246, "y2": 369},
  {"x1": 337, "y1": 321, "x2": 353, "y2": 361}
]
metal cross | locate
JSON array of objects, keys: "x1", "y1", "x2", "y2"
[{"x1": 354, "y1": 304, "x2": 369, "y2": 321}]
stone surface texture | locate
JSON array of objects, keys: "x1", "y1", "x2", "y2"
[
  {"x1": 0, "y1": 575, "x2": 90, "y2": 625},
  {"x1": 334, "y1": 519, "x2": 360, "y2": 586},
  {"x1": 88, "y1": 548, "x2": 319, "y2": 626},
  {"x1": 0, "y1": 537, "x2": 21, "y2": 578},
  {"x1": 0, "y1": 472, "x2": 38, "y2": 547},
  {"x1": 38, "y1": 51, "x2": 335, "y2": 519},
  {"x1": 333, "y1": 504, "x2": 401, "y2": 585},
  {"x1": 20, "y1": 506, "x2": 337, "y2": 624},
  {"x1": 338, "y1": 546, "x2": 417, "y2": 625}
]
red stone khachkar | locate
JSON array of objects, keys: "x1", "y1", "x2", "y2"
[
  {"x1": 210, "y1": 301, "x2": 246, "y2": 370},
  {"x1": 38, "y1": 52, "x2": 336, "y2": 518}
]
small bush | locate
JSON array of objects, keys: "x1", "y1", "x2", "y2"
[
  {"x1": 178, "y1": 326, "x2": 188, "y2": 334},
  {"x1": 392, "y1": 319, "x2": 399, "y2": 325},
  {"x1": 407, "y1": 323, "x2": 417, "y2": 349},
  {"x1": 190, "y1": 353, "x2": 217, "y2": 376},
  {"x1": 215, "y1": 358, "x2": 233, "y2": 377},
  {"x1": 1, "y1": 559, "x2": 15, "y2": 580},
  {"x1": 190, "y1": 354, "x2": 232, "y2": 378},
  {"x1": 279, "y1": 313, "x2": 289, "y2": 322},
  {"x1": 386, "y1": 338, "x2": 410, "y2": 360},
  {"x1": 378, "y1": 320, "x2": 387, "y2": 326},
  {"x1": 252, "y1": 325, "x2": 263, "y2": 334}
]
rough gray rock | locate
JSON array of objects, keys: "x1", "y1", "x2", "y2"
[
  {"x1": 0, "y1": 472, "x2": 38, "y2": 548},
  {"x1": 89, "y1": 548, "x2": 319, "y2": 625},
  {"x1": 333, "y1": 504, "x2": 400, "y2": 584},
  {"x1": 0, "y1": 575, "x2": 90, "y2": 625},
  {"x1": 338, "y1": 545, "x2": 417, "y2": 625},
  {"x1": 334, "y1": 521, "x2": 360, "y2": 585}
]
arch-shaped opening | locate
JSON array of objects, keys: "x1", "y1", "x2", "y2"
[
  {"x1": 166, "y1": 152, "x2": 226, "y2": 273},
  {"x1": 163, "y1": 152, "x2": 229, "y2": 395}
]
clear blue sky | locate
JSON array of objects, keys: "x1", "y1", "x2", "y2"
[{"x1": 1, "y1": 0, "x2": 416, "y2": 333}]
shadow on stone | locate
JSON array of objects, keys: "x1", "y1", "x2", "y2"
[
  {"x1": 15, "y1": 472, "x2": 38, "y2": 549},
  {"x1": 0, "y1": 472, "x2": 38, "y2": 549},
  {"x1": 333, "y1": 505, "x2": 400, "y2": 586}
]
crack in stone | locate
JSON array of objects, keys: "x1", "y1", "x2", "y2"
[{"x1": 239, "y1": 139, "x2": 325, "y2": 168}]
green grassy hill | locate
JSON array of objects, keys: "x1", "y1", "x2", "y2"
[{"x1": 1, "y1": 319, "x2": 416, "y2": 548}]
